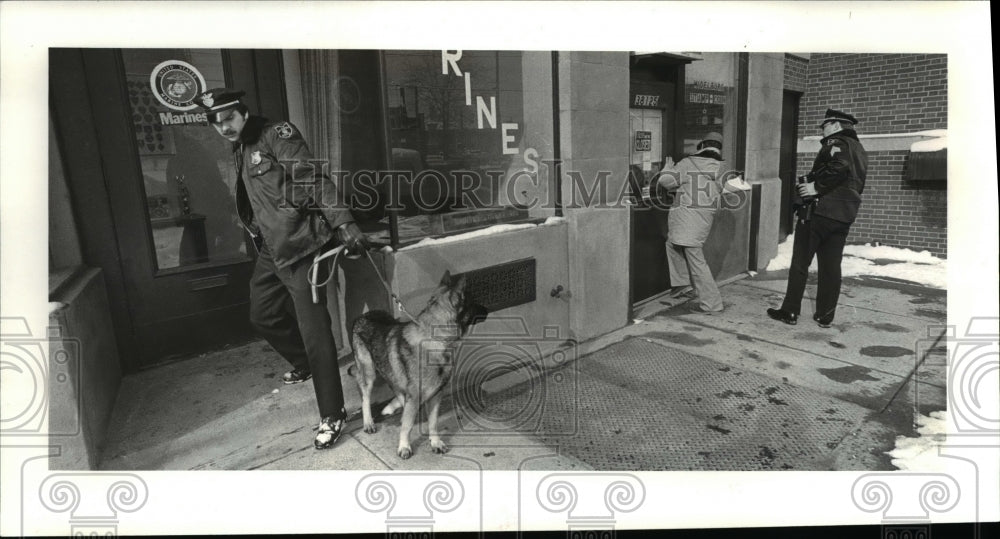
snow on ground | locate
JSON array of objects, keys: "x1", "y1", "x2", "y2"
[
  {"x1": 886, "y1": 411, "x2": 948, "y2": 471},
  {"x1": 765, "y1": 233, "x2": 947, "y2": 289}
]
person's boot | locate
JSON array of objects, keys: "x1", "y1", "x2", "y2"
[
  {"x1": 813, "y1": 313, "x2": 834, "y2": 328},
  {"x1": 766, "y1": 308, "x2": 798, "y2": 325}
]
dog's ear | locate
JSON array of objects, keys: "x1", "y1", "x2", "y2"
[
  {"x1": 439, "y1": 270, "x2": 453, "y2": 287},
  {"x1": 452, "y1": 273, "x2": 467, "y2": 290}
]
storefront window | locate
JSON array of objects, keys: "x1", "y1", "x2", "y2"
[
  {"x1": 121, "y1": 49, "x2": 248, "y2": 271},
  {"x1": 292, "y1": 50, "x2": 556, "y2": 247},
  {"x1": 381, "y1": 50, "x2": 555, "y2": 244},
  {"x1": 683, "y1": 53, "x2": 740, "y2": 164}
]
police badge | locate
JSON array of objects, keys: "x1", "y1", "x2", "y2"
[
  {"x1": 251, "y1": 151, "x2": 262, "y2": 165},
  {"x1": 274, "y1": 122, "x2": 294, "y2": 139}
]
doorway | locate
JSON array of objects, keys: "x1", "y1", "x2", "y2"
[
  {"x1": 779, "y1": 90, "x2": 802, "y2": 241},
  {"x1": 627, "y1": 57, "x2": 682, "y2": 307},
  {"x1": 51, "y1": 49, "x2": 289, "y2": 371}
]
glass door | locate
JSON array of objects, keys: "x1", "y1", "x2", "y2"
[
  {"x1": 121, "y1": 49, "x2": 250, "y2": 272},
  {"x1": 76, "y1": 48, "x2": 287, "y2": 368}
]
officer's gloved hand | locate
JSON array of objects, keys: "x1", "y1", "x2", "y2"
[{"x1": 336, "y1": 222, "x2": 370, "y2": 256}]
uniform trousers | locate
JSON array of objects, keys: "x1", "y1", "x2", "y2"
[
  {"x1": 780, "y1": 213, "x2": 852, "y2": 320},
  {"x1": 249, "y1": 240, "x2": 346, "y2": 421}
]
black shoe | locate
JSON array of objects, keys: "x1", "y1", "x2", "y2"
[
  {"x1": 314, "y1": 416, "x2": 345, "y2": 450},
  {"x1": 813, "y1": 314, "x2": 834, "y2": 328},
  {"x1": 767, "y1": 308, "x2": 798, "y2": 325},
  {"x1": 283, "y1": 368, "x2": 312, "y2": 385}
]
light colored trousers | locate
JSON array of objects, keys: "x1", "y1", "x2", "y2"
[{"x1": 665, "y1": 241, "x2": 724, "y2": 311}]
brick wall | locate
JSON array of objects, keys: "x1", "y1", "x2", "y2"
[
  {"x1": 794, "y1": 53, "x2": 947, "y2": 258},
  {"x1": 783, "y1": 54, "x2": 808, "y2": 94},
  {"x1": 798, "y1": 53, "x2": 947, "y2": 133}
]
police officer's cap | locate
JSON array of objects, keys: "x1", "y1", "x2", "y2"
[
  {"x1": 194, "y1": 88, "x2": 246, "y2": 121},
  {"x1": 819, "y1": 108, "x2": 858, "y2": 127}
]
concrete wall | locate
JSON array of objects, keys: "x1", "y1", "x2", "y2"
[
  {"x1": 49, "y1": 268, "x2": 122, "y2": 470},
  {"x1": 559, "y1": 52, "x2": 631, "y2": 340},
  {"x1": 387, "y1": 221, "x2": 572, "y2": 357},
  {"x1": 746, "y1": 53, "x2": 785, "y2": 270}
]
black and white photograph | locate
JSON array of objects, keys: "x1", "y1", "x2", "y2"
[{"x1": 1, "y1": 2, "x2": 997, "y2": 536}]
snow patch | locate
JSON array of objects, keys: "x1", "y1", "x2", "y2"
[
  {"x1": 886, "y1": 411, "x2": 948, "y2": 471},
  {"x1": 804, "y1": 129, "x2": 948, "y2": 141},
  {"x1": 398, "y1": 216, "x2": 566, "y2": 251},
  {"x1": 910, "y1": 135, "x2": 947, "y2": 152},
  {"x1": 765, "y1": 234, "x2": 946, "y2": 289},
  {"x1": 724, "y1": 175, "x2": 751, "y2": 192}
]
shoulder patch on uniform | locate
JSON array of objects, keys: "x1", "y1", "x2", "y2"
[{"x1": 274, "y1": 122, "x2": 294, "y2": 139}]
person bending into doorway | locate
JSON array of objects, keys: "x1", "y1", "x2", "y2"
[
  {"x1": 767, "y1": 108, "x2": 868, "y2": 328},
  {"x1": 194, "y1": 88, "x2": 370, "y2": 449},
  {"x1": 657, "y1": 132, "x2": 726, "y2": 314}
]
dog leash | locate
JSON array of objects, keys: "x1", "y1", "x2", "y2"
[
  {"x1": 307, "y1": 245, "x2": 349, "y2": 304},
  {"x1": 307, "y1": 246, "x2": 420, "y2": 324}
]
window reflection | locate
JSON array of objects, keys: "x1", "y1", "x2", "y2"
[
  {"x1": 380, "y1": 51, "x2": 553, "y2": 244},
  {"x1": 683, "y1": 53, "x2": 739, "y2": 164},
  {"x1": 122, "y1": 49, "x2": 248, "y2": 270}
]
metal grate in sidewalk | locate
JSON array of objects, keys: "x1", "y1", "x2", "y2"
[{"x1": 480, "y1": 338, "x2": 871, "y2": 470}]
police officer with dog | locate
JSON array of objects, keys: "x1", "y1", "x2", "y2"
[
  {"x1": 767, "y1": 109, "x2": 868, "y2": 328},
  {"x1": 194, "y1": 88, "x2": 369, "y2": 449}
]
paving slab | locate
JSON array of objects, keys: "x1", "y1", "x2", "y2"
[
  {"x1": 634, "y1": 279, "x2": 947, "y2": 414},
  {"x1": 99, "y1": 272, "x2": 948, "y2": 472},
  {"x1": 344, "y1": 407, "x2": 589, "y2": 471},
  {"x1": 101, "y1": 340, "x2": 291, "y2": 464},
  {"x1": 483, "y1": 337, "x2": 876, "y2": 470},
  {"x1": 101, "y1": 337, "x2": 587, "y2": 471}
]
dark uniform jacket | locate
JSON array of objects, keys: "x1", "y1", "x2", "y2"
[
  {"x1": 806, "y1": 129, "x2": 869, "y2": 224},
  {"x1": 233, "y1": 116, "x2": 355, "y2": 268}
]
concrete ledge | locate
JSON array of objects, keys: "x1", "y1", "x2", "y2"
[
  {"x1": 798, "y1": 130, "x2": 946, "y2": 153},
  {"x1": 49, "y1": 267, "x2": 122, "y2": 470}
]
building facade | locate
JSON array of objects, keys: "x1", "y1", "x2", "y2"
[
  {"x1": 49, "y1": 49, "x2": 869, "y2": 468},
  {"x1": 791, "y1": 53, "x2": 948, "y2": 257}
]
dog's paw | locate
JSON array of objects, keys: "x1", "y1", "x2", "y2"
[
  {"x1": 363, "y1": 422, "x2": 377, "y2": 434},
  {"x1": 430, "y1": 439, "x2": 449, "y2": 454},
  {"x1": 380, "y1": 401, "x2": 401, "y2": 416},
  {"x1": 397, "y1": 445, "x2": 413, "y2": 459}
]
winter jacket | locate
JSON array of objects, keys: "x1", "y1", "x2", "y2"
[
  {"x1": 656, "y1": 150, "x2": 724, "y2": 247},
  {"x1": 806, "y1": 129, "x2": 868, "y2": 224},
  {"x1": 233, "y1": 116, "x2": 355, "y2": 268}
]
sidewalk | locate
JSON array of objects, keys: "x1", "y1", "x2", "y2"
[{"x1": 99, "y1": 269, "x2": 946, "y2": 471}]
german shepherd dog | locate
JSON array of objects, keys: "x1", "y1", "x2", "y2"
[{"x1": 351, "y1": 271, "x2": 488, "y2": 459}]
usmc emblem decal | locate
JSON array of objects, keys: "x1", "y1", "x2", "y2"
[
  {"x1": 274, "y1": 122, "x2": 294, "y2": 139},
  {"x1": 150, "y1": 60, "x2": 207, "y2": 111}
]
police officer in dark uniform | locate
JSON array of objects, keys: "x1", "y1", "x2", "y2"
[
  {"x1": 194, "y1": 88, "x2": 369, "y2": 449},
  {"x1": 767, "y1": 109, "x2": 868, "y2": 328}
]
